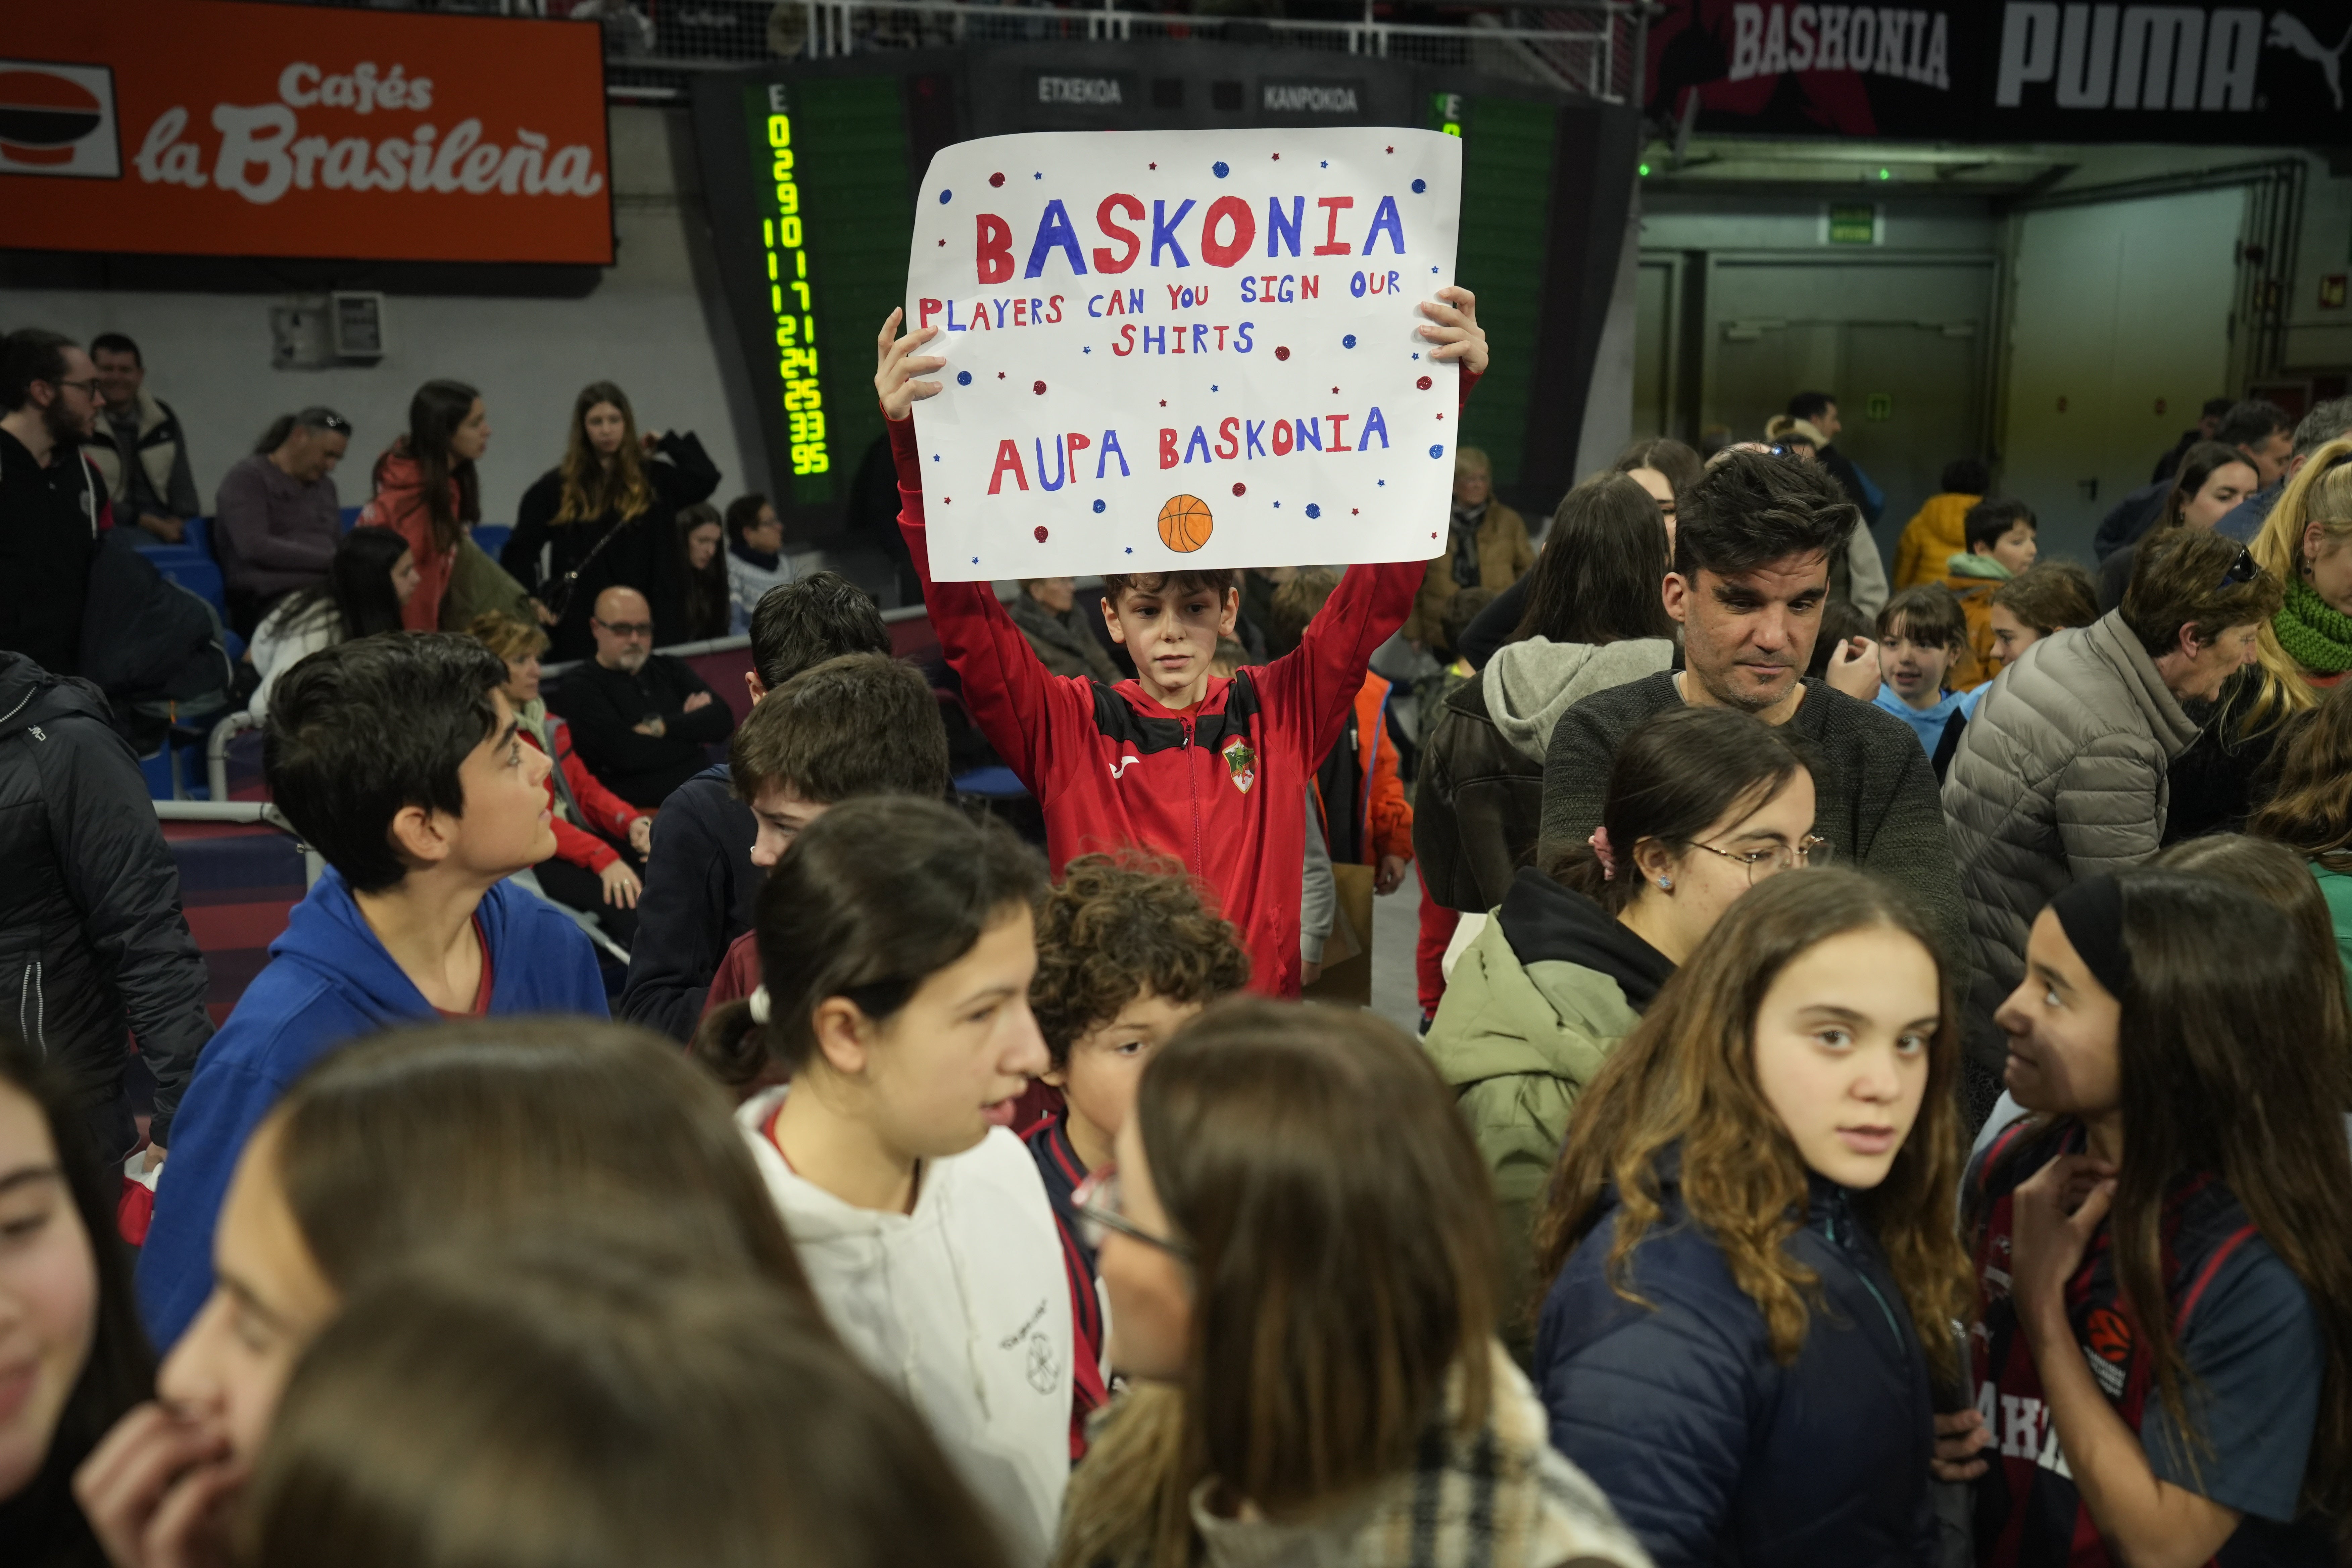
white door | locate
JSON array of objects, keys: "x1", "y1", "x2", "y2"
[{"x1": 2001, "y1": 187, "x2": 2245, "y2": 561}]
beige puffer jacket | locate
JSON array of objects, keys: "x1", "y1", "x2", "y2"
[{"x1": 1941, "y1": 611, "x2": 2203, "y2": 1045}]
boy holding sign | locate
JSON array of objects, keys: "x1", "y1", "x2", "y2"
[{"x1": 874, "y1": 292, "x2": 1486, "y2": 996}]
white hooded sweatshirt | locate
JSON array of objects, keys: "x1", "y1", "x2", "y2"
[{"x1": 738, "y1": 1088, "x2": 1072, "y2": 1565}]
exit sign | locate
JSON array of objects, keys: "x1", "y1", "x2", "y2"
[{"x1": 1826, "y1": 204, "x2": 1878, "y2": 245}]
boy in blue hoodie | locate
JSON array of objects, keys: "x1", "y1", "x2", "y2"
[
  {"x1": 1871, "y1": 584, "x2": 1973, "y2": 783},
  {"x1": 137, "y1": 633, "x2": 607, "y2": 1346}
]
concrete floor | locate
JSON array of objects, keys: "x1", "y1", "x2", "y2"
[{"x1": 1367, "y1": 861, "x2": 1428, "y2": 1038}]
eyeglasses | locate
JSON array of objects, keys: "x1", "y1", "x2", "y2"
[
  {"x1": 1682, "y1": 834, "x2": 1832, "y2": 883},
  {"x1": 592, "y1": 618, "x2": 654, "y2": 639},
  {"x1": 1071, "y1": 1166, "x2": 1192, "y2": 1261},
  {"x1": 2215, "y1": 545, "x2": 2258, "y2": 591},
  {"x1": 51, "y1": 378, "x2": 100, "y2": 398}
]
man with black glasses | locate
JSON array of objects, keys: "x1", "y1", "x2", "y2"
[
  {"x1": 553, "y1": 583, "x2": 735, "y2": 806},
  {"x1": 0, "y1": 329, "x2": 108, "y2": 676},
  {"x1": 214, "y1": 404, "x2": 354, "y2": 636}
]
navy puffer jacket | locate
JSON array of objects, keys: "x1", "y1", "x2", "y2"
[{"x1": 1532, "y1": 1162, "x2": 1938, "y2": 1567}]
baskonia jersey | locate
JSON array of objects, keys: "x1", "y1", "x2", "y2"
[{"x1": 1966, "y1": 1119, "x2": 2331, "y2": 1567}]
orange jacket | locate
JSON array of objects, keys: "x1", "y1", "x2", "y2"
[
  {"x1": 1890, "y1": 492, "x2": 1981, "y2": 592},
  {"x1": 1313, "y1": 673, "x2": 1413, "y2": 866}
]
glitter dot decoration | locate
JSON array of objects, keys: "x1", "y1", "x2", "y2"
[
  {"x1": 957, "y1": 371, "x2": 972, "y2": 386},
  {"x1": 989, "y1": 172, "x2": 1005, "y2": 187},
  {"x1": 1212, "y1": 161, "x2": 1230, "y2": 179},
  {"x1": 1342, "y1": 334, "x2": 1357, "y2": 349},
  {"x1": 1416, "y1": 375, "x2": 1432, "y2": 390},
  {"x1": 1429, "y1": 445, "x2": 1445, "y2": 458},
  {"x1": 1305, "y1": 503, "x2": 1321, "y2": 519},
  {"x1": 1412, "y1": 178, "x2": 1426, "y2": 193},
  {"x1": 1033, "y1": 525, "x2": 1048, "y2": 542},
  {"x1": 938, "y1": 189, "x2": 952, "y2": 204},
  {"x1": 1274, "y1": 346, "x2": 1290, "y2": 361},
  {"x1": 1092, "y1": 499, "x2": 1106, "y2": 513},
  {"x1": 1231, "y1": 482, "x2": 1246, "y2": 496},
  {"x1": 1033, "y1": 380, "x2": 1047, "y2": 395}
]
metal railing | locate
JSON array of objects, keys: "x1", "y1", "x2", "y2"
[{"x1": 290, "y1": 0, "x2": 1648, "y2": 105}]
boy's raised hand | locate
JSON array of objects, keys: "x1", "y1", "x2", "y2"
[
  {"x1": 1418, "y1": 285, "x2": 1489, "y2": 376},
  {"x1": 876, "y1": 309, "x2": 947, "y2": 423}
]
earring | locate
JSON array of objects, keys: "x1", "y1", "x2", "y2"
[{"x1": 1658, "y1": 876, "x2": 1673, "y2": 890}]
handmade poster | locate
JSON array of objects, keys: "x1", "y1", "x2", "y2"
[{"x1": 903, "y1": 128, "x2": 1462, "y2": 581}]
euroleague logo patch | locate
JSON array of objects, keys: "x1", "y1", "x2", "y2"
[{"x1": 0, "y1": 62, "x2": 122, "y2": 179}]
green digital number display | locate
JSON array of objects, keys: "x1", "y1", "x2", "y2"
[{"x1": 760, "y1": 105, "x2": 830, "y2": 481}]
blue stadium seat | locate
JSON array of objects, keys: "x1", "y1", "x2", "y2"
[
  {"x1": 153, "y1": 553, "x2": 228, "y2": 617},
  {"x1": 473, "y1": 523, "x2": 511, "y2": 560}
]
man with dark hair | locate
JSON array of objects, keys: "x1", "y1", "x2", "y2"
[
  {"x1": 136, "y1": 632, "x2": 607, "y2": 1347},
  {"x1": 87, "y1": 332, "x2": 198, "y2": 545},
  {"x1": 0, "y1": 649, "x2": 212, "y2": 1167},
  {"x1": 2218, "y1": 396, "x2": 2352, "y2": 543},
  {"x1": 619, "y1": 570, "x2": 893, "y2": 1039},
  {"x1": 698, "y1": 651, "x2": 954, "y2": 1010},
  {"x1": 1787, "y1": 390, "x2": 1880, "y2": 526},
  {"x1": 552, "y1": 584, "x2": 736, "y2": 807},
  {"x1": 1540, "y1": 450, "x2": 1965, "y2": 960},
  {"x1": 2152, "y1": 396, "x2": 2237, "y2": 484},
  {"x1": 2096, "y1": 399, "x2": 2293, "y2": 561},
  {"x1": 213, "y1": 406, "x2": 351, "y2": 634},
  {"x1": 0, "y1": 328, "x2": 108, "y2": 675},
  {"x1": 1943, "y1": 529, "x2": 2281, "y2": 1077}
]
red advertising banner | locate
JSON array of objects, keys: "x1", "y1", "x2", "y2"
[{"x1": 0, "y1": 0, "x2": 612, "y2": 264}]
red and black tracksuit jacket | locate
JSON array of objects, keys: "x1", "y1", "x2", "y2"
[
  {"x1": 1025, "y1": 1112, "x2": 1107, "y2": 1460},
  {"x1": 891, "y1": 368, "x2": 1475, "y2": 996}
]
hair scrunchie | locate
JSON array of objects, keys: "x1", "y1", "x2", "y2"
[
  {"x1": 748, "y1": 984, "x2": 772, "y2": 1026},
  {"x1": 1588, "y1": 826, "x2": 1616, "y2": 882}
]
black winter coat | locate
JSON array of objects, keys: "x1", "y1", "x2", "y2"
[
  {"x1": 502, "y1": 432, "x2": 721, "y2": 662},
  {"x1": 1534, "y1": 1163, "x2": 1939, "y2": 1568},
  {"x1": 617, "y1": 765, "x2": 760, "y2": 1042},
  {"x1": 0, "y1": 655, "x2": 212, "y2": 1156},
  {"x1": 1413, "y1": 674, "x2": 1540, "y2": 914}
]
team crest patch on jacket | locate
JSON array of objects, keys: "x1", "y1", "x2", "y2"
[{"x1": 1221, "y1": 735, "x2": 1256, "y2": 795}]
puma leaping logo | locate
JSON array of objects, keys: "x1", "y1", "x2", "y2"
[
  {"x1": 1109, "y1": 753, "x2": 1141, "y2": 779},
  {"x1": 2270, "y1": 13, "x2": 2351, "y2": 111}
]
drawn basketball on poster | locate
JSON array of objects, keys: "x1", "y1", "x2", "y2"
[{"x1": 1157, "y1": 493, "x2": 1213, "y2": 553}]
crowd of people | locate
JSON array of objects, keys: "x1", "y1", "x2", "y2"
[{"x1": 5, "y1": 289, "x2": 2352, "y2": 1568}]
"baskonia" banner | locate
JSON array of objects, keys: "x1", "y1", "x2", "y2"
[
  {"x1": 901, "y1": 129, "x2": 1461, "y2": 582},
  {"x1": 1647, "y1": 0, "x2": 2348, "y2": 142},
  {"x1": 0, "y1": 0, "x2": 610, "y2": 264}
]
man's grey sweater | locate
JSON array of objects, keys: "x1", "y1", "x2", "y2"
[{"x1": 1538, "y1": 672, "x2": 1970, "y2": 969}]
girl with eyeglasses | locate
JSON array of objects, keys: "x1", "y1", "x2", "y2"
[
  {"x1": 1057, "y1": 999, "x2": 1649, "y2": 1568},
  {"x1": 1425, "y1": 705, "x2": 1821, "y2": 1338},
  {"x1": 697, "y1": 796, "x2": 1072, "y2": 1568},
  {"x1": 1529, "y1": 868, "x2": 1971, "y2": 1568}
]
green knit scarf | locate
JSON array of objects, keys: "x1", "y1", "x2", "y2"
[{"x1": 2275, "y1": 577, "x2": 2352, "y2": 674}]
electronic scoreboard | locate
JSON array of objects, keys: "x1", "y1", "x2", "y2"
[{"x1": 690, "y1": 44, "x2": 1636, "y2": 542}]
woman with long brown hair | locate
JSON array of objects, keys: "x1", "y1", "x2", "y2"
[
  {"x1": 1058, "y1": 998, "x2": 1647, "y2": 1568},
  {"x1": 355, "y1": 379, "x2": 488, "y2": 633},
  {"x1": 501, "y1": 380, "x2": 719, "y2": 663},
  {"x1": 1529, "y1": 868, "x2": 1971, "y2": 1567},
  {"x1": 73, "y1": 1019, "x2": 815, "y2": 1568},
  {"x1": 2250, "y1": 674, "x2": 2352, "y2": 1000},
  {"x1": 2095, "y1": 440, "x2": 2260, "y2": 611},
  {"x1": 241, "y1": 1239, "x2": 1008, "y2": 1568},
  {"x1": 1954, "y1": 871, "x2": 2352, "y2": 1563}
]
